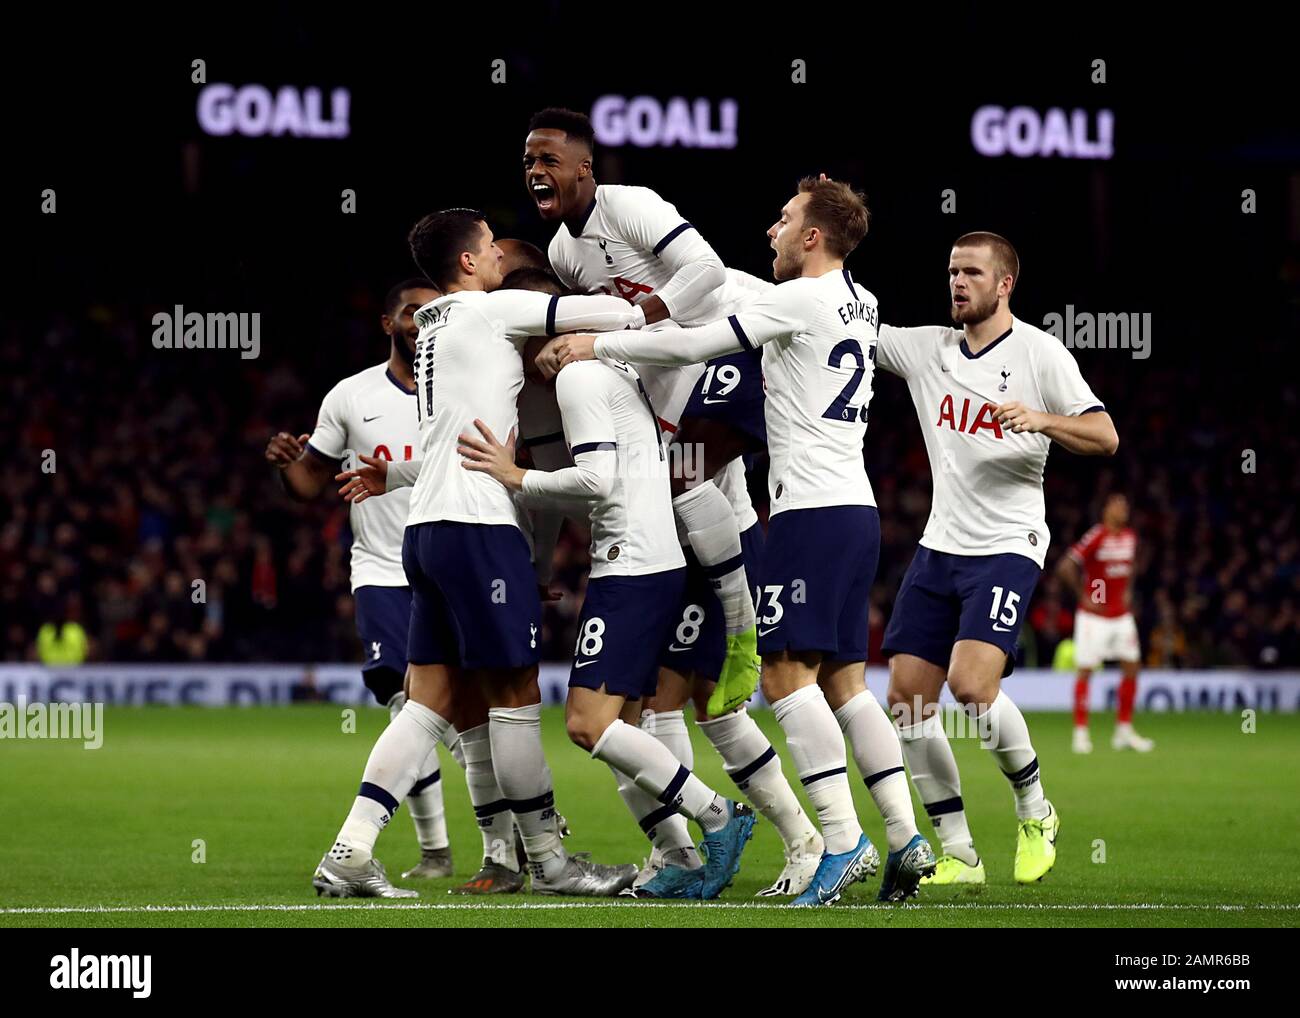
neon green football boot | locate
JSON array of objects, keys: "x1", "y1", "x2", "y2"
[
  {"x1": 708, "y1": 626, "x2": 760, "y2": 716},
  {"x1": 1014, "y1": 800, "x2": 1060, "y2": 884},
  {"x1": 919, "y1": 853, "x2": 986, "y2": 886}
]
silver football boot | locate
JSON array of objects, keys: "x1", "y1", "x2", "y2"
[
  {"x1": 531, "y1": 854, "x2": 639, "y2": 897},
  {"x1": 402, "y1": 846, "x2": 453, "y2": 879},
  {"x1": 313, "y1": 853, "x2": 418, "y2": 899}
]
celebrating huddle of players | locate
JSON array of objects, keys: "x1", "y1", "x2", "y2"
[{"x1": 269, "y1": 107, "x2": 1118, "y2": 906}]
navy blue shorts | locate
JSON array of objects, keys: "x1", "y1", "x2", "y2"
[
  {"x1": 402, "y1": 521, "x2": 542, "y2": 670},
  {"x1": 682, "y1": 350, "x2": 766, "y2": 444},
  {"x1": 354, "y1": 585, "x2": 411, "y2": 698},
  {"x1": 660, "y1": 522, "x2": 764, "y2": 681},
  {"x1": 569, "y1": 568, "x2": 688, "y2": 699},
  {"x1": 756, "y1": 506, "x2": 879, "y2": 661},
  {"x1": 881, "y1": 546, "x2": 1042, "y2": 669}
]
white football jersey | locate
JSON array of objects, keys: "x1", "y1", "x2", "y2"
[
  {"x1": 875, "y1": 315, "x2": 1104, "y2": 567},
  {"x1": 548, "y1": 184, "x2": 749, "y2": 325},
  {"x1": 549, "y1": 184, "x2": 756, "y2": 429},
  {"x1": 521, "y1": 360, "x2": 684, "y2": 579},
  {"x1": 307, "y1": 362, "x2": 417, "y2": 590},
  {"x1": 597, "y1": 268, "x2": 881, "y2": 517},
  {"x1": 407, "y1": 288, "x2": 643, "y2": 530}
]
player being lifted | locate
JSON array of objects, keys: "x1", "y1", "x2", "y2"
[
  {"x1": 458, "y1": 344, "x2": 758, "y2": 900},
  {"x1": 523, "y1": 107, "x2": 761, "y2": 703},
  {"x1": 1057, "y1": 493, "x2": 1153, "y2": 753},
  {"x1": 266, "y1": 278, "x2": 463, "y2": 893},
  {"x1": 524, "y1": 109, "x2": 822, "y2": 891},
  {"x1": 313, "y1": 209, "x2": 643, "y2": 897},
  {"x1": 875, "y1": 232, "x2": 1119, "y2": 887},
  {"x1": 557, "y1": 177, "x2": 936, "y2": 905}
]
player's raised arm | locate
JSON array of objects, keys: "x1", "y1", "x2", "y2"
[
  {"x1": 604, "y1": 187, "x2": 727, "y2": 325},
  {"x1": 561, "y1": 285, "x2": 805, "y2": 368},
  {"x1": 519, "y1": 366, "x2": 618, "y2": 501},
  {"x1": 268, "y1": 382, "x2": 350, "y2": 500},
  {"x1": 874, "y1": 324, "x2": 930, "y2": 379},
  {"x1": 492, "y1": 287, "x2": 647, "y2": 339},
  {"x1": 266, "y1": 430, "x2": 334, "y2": 500}
]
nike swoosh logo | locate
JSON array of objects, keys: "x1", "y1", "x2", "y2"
[
  {"x1": 363, "y1": 415, "x2": 383, "y2": 422},
  {"x1": 666, "y1": 645, "x2": 690, "y2": 653},
  {"x1": 702, "y1": 398, "x2": 729, "y2": 405},
  {"x1": 573, "y1": 659, "x2": 598, "y2": 668},
  {"x1": 940, "y1": 365, "x2": 951, "y2": 373},
  {"x1": 992, "y1": 624, "x2": 1011, "y2": 632},
  {"x1": 758, "y1": 626, "x2": 780, "y2": 636}
]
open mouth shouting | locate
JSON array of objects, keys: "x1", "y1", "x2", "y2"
[{"x1": 530, "y1": 179, "x2": 557, "y2": 214}]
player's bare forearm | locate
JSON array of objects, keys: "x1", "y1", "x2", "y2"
[
  {"x1": 279, "y1": 458, "x2": 330, "y2": 501},
  {"x1": 266, "y1": 431, "x2": 332, "y2": 500},
  {"x1": 1042, "y1": 410, "x2": 1119, "y2": 456},
  {"x1": 994, "y1": 403, "x2": 1118, "y2": 456},
  {"x1": 640, "y1": 295, "x2": 670, "y2": 325}
]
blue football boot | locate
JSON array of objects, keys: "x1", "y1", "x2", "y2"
[
  {"x1": 790, "y1": 833, "x2": 879, "y2": 907},
  {"x1": 699, "y1": 801, "x2": 758, "y2": 899},
  {"x1": 877, "y1": 833, "x2": 938, "y2": 902}
]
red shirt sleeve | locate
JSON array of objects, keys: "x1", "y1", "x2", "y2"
[{"x1": 1067, "y1": 525, "x2": 1102, "y2": 567}]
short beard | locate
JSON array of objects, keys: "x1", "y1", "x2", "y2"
[
  {"x1": 773, "y1": 249, "x2": 800, "y2": 282},
  {"x1": 951, "y1": 293, "x2": 1000, "y2": 326},
  {"x1": 393, "y1": 335, "x2": 416, "y2": 366}
]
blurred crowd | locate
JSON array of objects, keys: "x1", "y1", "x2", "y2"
[{"x1": 6, "y1": 297, "x2": 1299, "y2": 671}]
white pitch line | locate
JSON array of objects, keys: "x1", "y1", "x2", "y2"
[{"x1": 2, "y1": 902, "x2": 1298, "y2": 916}]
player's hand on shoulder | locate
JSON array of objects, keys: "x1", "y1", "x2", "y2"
[
  {"x1": 994, "y1": 401, "x2": 1048, "y2": 434},
  {"x1": 335, "y1": 453, "x2": 387, "y2": 504},
  {"x1": 265, "y1": 431, "x2": 309, "y2": 468},
  {"x1": 554, "y1": 334, "x2": 598, "y2": 368}
]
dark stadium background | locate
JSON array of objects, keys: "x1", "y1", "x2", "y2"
[{"x1": 5, "y1": 15, "x2": 1298, "y2": 670}]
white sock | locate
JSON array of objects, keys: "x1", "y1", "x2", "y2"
[
  {"x1": 443, "y1": 724, "x2": 466, "y2": 768},
  {"x1": 405, "y1": 748, "x2": 449, "y2": 851},
  {"x1": 489, "y1": 704, "x2": 566, "y2": 879},
  {"x1": 390, "y1": 692, "x2": 465, "y2": 769},
  {"x1": 330, "y1": 699, "x2": 449, "y2": 868},
  {"x1": 591, "y1": 719, "x2": 729, "y2": 833},
  {"x1": 976, "y1": 691, "x2": 1048, "y2": 820},
  {"x1": 697, "y1": 708, "x2": 818, "y2": 852},
  {"x1": 385, "y1": 691, "x2": 449, "y2": 851},
  {"x1": 673, "y1": 482, "x2": 755, "y2": 635},
  {"x1": 460, "y1": 723, "x2": 518, "y2": 871},
  {"x1": 771, "y1": 685, "x2": 861, "y2": 854},
  {"x1": 607, "y1": 764, "x2": 702, "y2": 868},
  {"x1": 834, "y1": 691, "x2": 917, "y2": 852},
  {"x1": 898, "y1": 712, "x2": 978, "y2": 864},
  {"x1": 644, "y1": 709, "x2": 694, "y2": 768}
]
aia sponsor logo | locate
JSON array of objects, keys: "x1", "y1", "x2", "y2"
[
  {"x1": 370, "y1": 445, "x2": 414, "y2": 461},
  {"x1": 935, "y1": 395, "x2": 1004, "y2": 438}
]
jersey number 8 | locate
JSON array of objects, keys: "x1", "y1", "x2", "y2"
[{"x1": 577, "y1": 617, "x2": 606, "y2": 658}]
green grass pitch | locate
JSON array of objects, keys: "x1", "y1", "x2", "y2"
[{"x1": 2, "y1": 705, "x2": 1297, "y2": 928}]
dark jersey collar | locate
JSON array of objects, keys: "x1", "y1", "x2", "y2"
[
  {"x1": 569, "y1": 193, "x2": 599, "y2": 237},
  {"x1": 960, "y1": 324, "x2": 1014, "y2": 360},
  {"x1": 386, "y1": 367, "x2": 416, "y2": 395}
]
